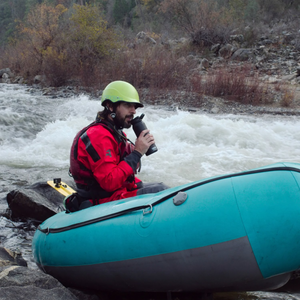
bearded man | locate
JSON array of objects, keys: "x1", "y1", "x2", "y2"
[{"x1": 68, "y1": 81, "x2": 168, "y2": 211}]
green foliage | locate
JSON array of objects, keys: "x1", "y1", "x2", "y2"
[
  {"x1": 68, "y1": 4, "x2": 120, "y2": 61},
  {"x1": 228, "y1": 0, "x2": 247, "y2": 21},
  {"x1": 25, "y1": 0, "x2": 43, "y2": 15},
  {"x1": 1, "y1": 2, "x2": 122, "y2": 85},
  {"x1": 113, "y1": 0, "x2": 136, "y2": 27},
  {"x1": 141, "y1": 0, "x2": 163, "y2": 10},
  {"x1": 244, "y1": 0, "x2": 260, "y2": 21},
  {"x1": 1, "y1": 0, "x2": 300, "y2": 47},
  {"x1": 0, "y1": 0, "x2": 27, "y2": 44},
  {"x1": 0, "y1": 2, "x2": 12, "y2": 44},
  {"x1": 2, "y1": 0, "x2": 300, "y2": 88},
  {"x1": 0, "y1": 0, "x2": 110, "y2": 46},
  {"x1": 225, "y1": 0, "x2": 260, "y2": 22}
]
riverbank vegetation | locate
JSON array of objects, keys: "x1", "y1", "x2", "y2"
[{"x1": 0, "y1": 0, "x2": 300, "y2": 106}]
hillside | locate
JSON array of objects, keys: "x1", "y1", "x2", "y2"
[{"x1": 0, "y1": 0, "x2": 300, "y2": 110}]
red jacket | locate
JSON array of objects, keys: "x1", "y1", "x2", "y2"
[{"x1": 70, "y1": 121, "x2": 141, "y2": 204}]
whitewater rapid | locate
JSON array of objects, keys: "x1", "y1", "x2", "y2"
[{"x1": 1, "y1": 83, "x2": 300, "y2": 196}]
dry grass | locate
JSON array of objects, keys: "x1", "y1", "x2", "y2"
[
  {"x1": 190, "y1": 64, "x2": 275, "y2": 105},
  {"x1": 91, "y1": 44, "x2": 198, "y2": 97},
  {"x1": 280, "y1": 86, "x2": 296, "y2": 107}
]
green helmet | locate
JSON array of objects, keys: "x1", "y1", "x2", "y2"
[{"x1": 101, "y1": 81, "x2": 144, "y2": 108}]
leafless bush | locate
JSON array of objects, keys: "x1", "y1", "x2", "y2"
[
  {"x1": 0, "y1": 41, "x2": 42, "y2": 81},
  {"x1": 42, "y1": 51, "x2": 70, "y2": 87},
  {"x1": 191, "y1": 26, "x2": 231, "y2": 47},
  {"x1": 190, "y1": 64, "x2": 274, "y2": 105},
  {"x1": 159, "y1": 0, "x2": 234, "y2": 49},
  {"x1": 280, "y1": 86, "x2": 295, "y2": 107},
  {"x1": 92, "y1": 44, "x2": 197, "y2": 95}
]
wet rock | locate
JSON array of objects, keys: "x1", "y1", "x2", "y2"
[
  {"x1": 0, "y1": 265, "x2": 78, "y2": 300},
  {"x1": 0, "y1": 247, "x2": 27, "y2": 268},
  {"x1": 12, "y1": 76, "x2": 24, "y2": 84},
  {"x1": 6, "y1": 182, "x2": 66, "y2": 221},
  {"x1": 211, "y1": 106, "x2": 220, "y2": 114},
  {"x1": 0, "y1": 247, "x2": 102, "y2": 300},
  {"x1": 1, "y1": 73, "x2": 11, "y2": 84},
  {"x1": 0, "y1": 246, "x2": 79, "y2": 300},
  {"x1": 0, "y1": 68, "x2": 13, "y2": 78},
  {"x1": 34, "y1": 75, "x2": 46, "y2": 84}
]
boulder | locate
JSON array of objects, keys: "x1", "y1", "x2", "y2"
[
  {"x1": 1, "y1": 73, "x2": 11, "y2": 84},
  {"x1": 0, "y1": 266, "x2": 78, "y2": 300},
  {"x1": 219, "y1": 44, "x2": 236, "y2": 59},
  {"x1": 230, "y1": 34, "x2": 244, "y2": 44},
  {"x1": 0, "y1": 68, "x2": 13, "y2": 78},
  {"x1": 0, "y1": 248, "x2": 27, "y2": 268},
  {"x1": 162, "y1": 37, "x2": 189, "y2": 51},
  {"x1": 211, "y1": 44, "x2": 221, "y2": 54},
  {"x1": 200, "y1": 58, "x2": 210, "y2": 70},
  {"x1": 12, "y1": 76, "x2": 24, "y2": 84},
  {"x1": 6, "y1": 182, "x2": 66, "y2": 221},
  {"x1": 34, "y1": 75, "x2": 46, "y2": 84},
  {"x1": 282, "y1": 73, "x2": 298, "y2": 82},
  {"x1": 230, "y1": 48, "x2": 255, "y2": 61},
  {"x1": 0, "y1": 246, "x2": 77, "y2": 300},
  {"x1": 0, "y1": 246, "x2": 104, "y2": 299},
  {"x1": 136, "y1": 31, "x2": 156, "y2": 45}
]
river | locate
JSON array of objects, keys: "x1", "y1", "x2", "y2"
[{"x1": 1, "y1": 83, "x2": 300, "y2": 298}]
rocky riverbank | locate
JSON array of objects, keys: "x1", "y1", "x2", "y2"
[
  {"x1": 27, "y1": 83, "x2": 300, "y2": 117},
  {"x1": 1, "y1": 28, "x2": 300, "y2": 117}
]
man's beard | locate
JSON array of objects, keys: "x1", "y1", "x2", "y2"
[{"x1": 114, "y1": 112, "x2": 133, "y2": 129}]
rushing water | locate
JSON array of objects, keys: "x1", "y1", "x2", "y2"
[{"x1": 1, "y1": 83, "x2": 300, "y2": 297}]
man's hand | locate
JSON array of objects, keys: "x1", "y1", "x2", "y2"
[{"x1": 134, "y1": 129, "x2": 155, "y2": 156}]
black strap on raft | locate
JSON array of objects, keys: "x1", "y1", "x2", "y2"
[{"x1": 38, "y1": 166, "x2": 300, "y2": 235}]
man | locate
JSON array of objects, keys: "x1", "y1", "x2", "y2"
[{"x1": 67, "y1": 80, "x2": 168, "y2": 211}]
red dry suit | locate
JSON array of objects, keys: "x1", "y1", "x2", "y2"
[{"x1": 69, "y1": 119, "x2": 142, "y2": 205}]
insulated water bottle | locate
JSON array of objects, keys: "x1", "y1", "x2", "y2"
[{"x1": 131, "y1": 114, "x2": 158, "y2": 156}]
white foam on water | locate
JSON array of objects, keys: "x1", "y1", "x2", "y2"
[
  {"x1": 125, "y1": 108, "x2": 300, "y2": 187},
  {"x1": 1, "y1": 83, "x2": 300, "y2": 188}
]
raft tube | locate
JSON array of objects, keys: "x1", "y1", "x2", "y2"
[{"x1": 32, "y1": 162, "x2": 300, "y2": 292}]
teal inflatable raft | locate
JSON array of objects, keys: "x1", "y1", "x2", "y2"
[{"x1": 32, "y1": 162, "x2": 300, "y2": 292}]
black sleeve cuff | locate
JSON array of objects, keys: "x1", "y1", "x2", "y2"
[{"x1": 123, "y1": 150, "x2": 142, "y2": 172}]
